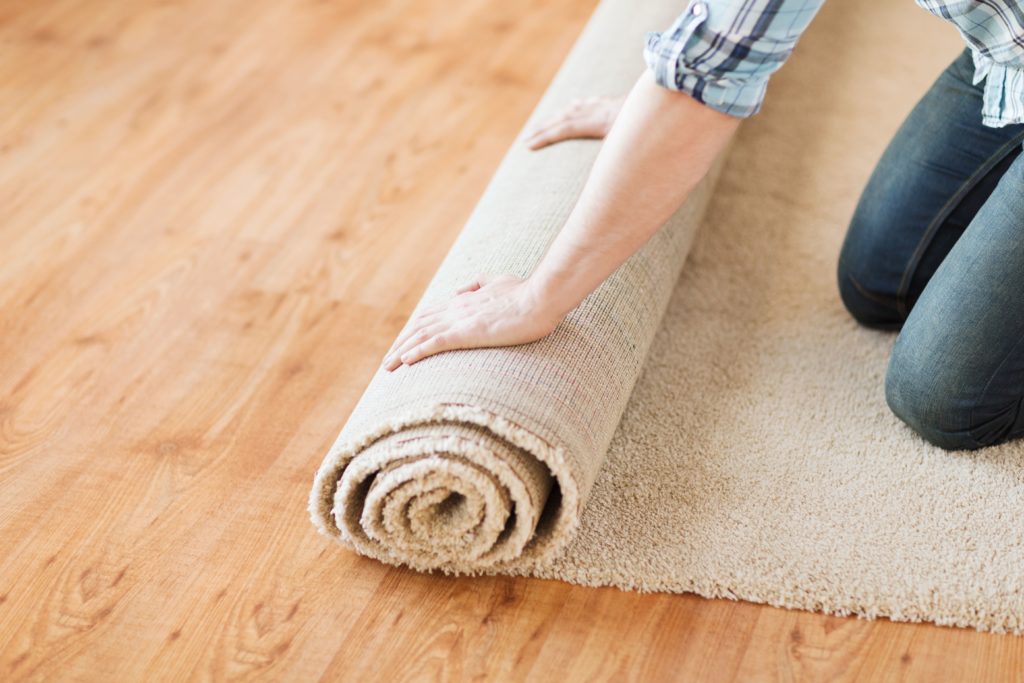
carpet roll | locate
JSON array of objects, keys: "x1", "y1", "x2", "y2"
[
  {"x1": 311, "y1": 0, "x2": 1024, "y2": 633},
  {"x1": 332, "y1": 422, "x2": 554, "y2": 569},
  {"x1": 309, "y1": 0, "x2": 725, "y2": 573}
]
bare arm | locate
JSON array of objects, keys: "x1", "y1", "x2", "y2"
[
  {"x1": 527, "y1": 70, "x2": 737, "y2": 318},
  {"x1": 383, "y1": 70, "x2": 739, "y2": 371}
]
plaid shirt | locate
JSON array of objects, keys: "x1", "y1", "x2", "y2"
[{"x1": 644, "y1": 0, "x2": 1024, "y2": 127}]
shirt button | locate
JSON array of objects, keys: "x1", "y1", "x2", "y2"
[{"x1": 691, "y1": 1, "x2": 706, "y2": 16}]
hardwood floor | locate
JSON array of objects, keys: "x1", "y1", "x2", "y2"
[{"x1": 1, "y1": 0, "x2": 1022, "y2": 680}]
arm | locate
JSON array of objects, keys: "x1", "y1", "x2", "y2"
[
  {"x1": 384, "y1": 0, "x2": 824, "y2": 371},
  {"x1": 525, "y1": 71, "x2": 738, "y2": 320},
  {"x1": 382, "y1": 74, "x2": 735, "y2": 371}
]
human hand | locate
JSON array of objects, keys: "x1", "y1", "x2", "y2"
[
  {"x1": 382, "y1": 274, "x2": 564, "y2": 371},
  {"x1": 522, "y1": 95, "x2": 625, "y2": 150}
]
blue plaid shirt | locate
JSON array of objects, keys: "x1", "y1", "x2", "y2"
[{"x1": 644, "y1": 0, "x2": 1024, "y2": 127}]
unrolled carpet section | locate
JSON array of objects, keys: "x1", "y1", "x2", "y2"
[{"x1": 311, "y1": 0, "x2": 1024, "y2": 633}]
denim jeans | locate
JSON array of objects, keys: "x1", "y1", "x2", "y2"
[{"x1": 837, "y1": 48, "x2": 1024, "y2": 450}]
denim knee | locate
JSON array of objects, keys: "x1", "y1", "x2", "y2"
[
  {"x1": 883, "y1": 339, "x2": 1020, "y2": 450},
  {"x1": 884, "y1": 349, "x2": 974, "y2": 449},
  {"x1": 837, "y1": 256, "x2": 903, "y2": 330}
]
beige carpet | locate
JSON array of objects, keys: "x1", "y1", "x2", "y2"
[{"x1": 310, "y1": 0, "x2": 1024, "y2": 633}]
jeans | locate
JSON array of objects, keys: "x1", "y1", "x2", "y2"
[{"x1": 837, "y1": 48, "x2": 1024, "y2": 450}]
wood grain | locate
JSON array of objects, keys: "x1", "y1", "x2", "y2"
[{"x1": 1, "y1": 0, "x2": 1022, "y2": 680}]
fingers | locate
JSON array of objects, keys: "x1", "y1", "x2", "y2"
[
  {"x1": 522, "y1": 97, "x2": 614, "y2": 150},
  {"x1": 412, "y1": 301, "x2": 448, "y2": 319},
  {"x1": 455, "y1": 273, "x2": 490, "y2": 295},
  {"x1": 522, "y1": 107, "x2": 569, "y2": 141},
  {"x1": 525, "y1": 121, "x2": 583, "y2": 150},
  {"x1": 385, "y1": 275, "x2": 489, "y2": 368},
  {"x1": 387, "y1": 311, "x2": 445, "y2": 359},
  {"x1": 383, "y1": 322, "x2": 448, "y2": 371},
  {"x1": 401, "y1": 330, "x2": 464, "y2": 366},
  {"x1": 382, "y1": 271, "x2": 507, "y2": 371},
  {"x1": 387, "y1": 311, "x2": 438, "y2": 354}
]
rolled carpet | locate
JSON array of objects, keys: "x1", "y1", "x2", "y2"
[
  {"x1": 312, "y1": 0, "x2": 1024, "y2": 634},
  {"x1": 309, "y1": 0, "x2": 721, "y2": 573}
]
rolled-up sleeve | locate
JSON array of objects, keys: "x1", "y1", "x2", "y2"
[
  {"x1": 916, "y1": 0, "x2": 1024, "y2": 128},
  {"x1": 643, "y1": 0, "x2": 826, "y2": 117}
]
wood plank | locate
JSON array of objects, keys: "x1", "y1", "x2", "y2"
[{"x1": 1, "y1": 0, "x2": 1022, "y2": 680}]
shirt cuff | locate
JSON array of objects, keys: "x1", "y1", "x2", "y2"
[
  {"x1": 970, "y1": 48, "x2": 1024, "y2": 128},
  {"x1": 642, "y1": 0, "x2": 768, "y2": 118}
]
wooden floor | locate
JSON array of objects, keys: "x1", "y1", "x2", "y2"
[{"x1": 1, "y1": 0, "x2": 1022, "y2": 680}]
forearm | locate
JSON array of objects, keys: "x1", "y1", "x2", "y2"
[
  {"x1": 383, "y1": 0, "x2": 818, "y2": 370},
  {"x1": 528, "y1": 69, "x2": 740, "y2": 317}
]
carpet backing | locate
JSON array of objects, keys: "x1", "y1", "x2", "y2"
[{"x1": 310, "y1": 0, "x2": 1024, "y2": 633}]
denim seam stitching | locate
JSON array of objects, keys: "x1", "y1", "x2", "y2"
[{"x1": 895, "y1": 132, "x2": 1024, "y2": 316}]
